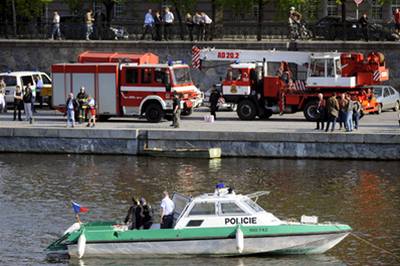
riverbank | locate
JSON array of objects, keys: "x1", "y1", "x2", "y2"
[{"x1": 0, "y1": 109, "x2": 399, "y2": 159}]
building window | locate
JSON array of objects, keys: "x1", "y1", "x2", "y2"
[
  {"x1": 114, "y1": 2, "x2": 123, "y2": 18},
  {"x1": 327, "y1": 0, "x2": 338, "y2": 16},
  {"x1": 371, "y1": 0, "x2": 383, "y2": 20},
  {"x1": 392, "y1": 0, "x2": 400, "y2": 13}
]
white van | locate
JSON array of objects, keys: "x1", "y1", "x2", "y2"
[{"x1": 0, "y1": 71, "x2": 52, "y2": 105}]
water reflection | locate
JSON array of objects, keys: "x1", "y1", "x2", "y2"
[{"x1": 0, "y1": 154, "x2": 399, "y2": 265}]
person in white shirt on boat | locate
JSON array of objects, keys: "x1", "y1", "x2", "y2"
[{"x1": 160, "y1": 191, "x2": 174, "y2": 229}]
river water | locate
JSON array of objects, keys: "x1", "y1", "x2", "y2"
[{"x1": 0, "y1": 154, "x2": 399, "y2": 266}]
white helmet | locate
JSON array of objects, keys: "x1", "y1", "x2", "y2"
[{"x1": 290, "y1": 7, "x2": 295, "y2": 11}]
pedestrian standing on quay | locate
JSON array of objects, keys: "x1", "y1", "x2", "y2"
[
  {"x1": 394, "y1": 8, "x2": 400, "y2": 34},
  {"x1": 76, "y1": 86, "x2": 88, "y2": 123},
  {"x1": 344, "y1": 94, "x2": 354, "y2": 132},
  {"x1": 23, "y1": 85, "x2": 34, "y2": 124},
  {"x1": 163, "y1": 7, "x2": 174, "y2": 41},
  {"x1": 193, "y1": 12, "x2": 203, "y2": 41},
  {"x1": 50, "y1": 11, "x2": 61, "y2": 40},
  {"x1": 141, "y1": 9, "x2": 154, "y2": 40},
  {"x1": 315, "y1": 93, "x2": 326, "y2": 130},
  {"x1": 27, "y1": 83, "x2": 37, "y2": 114},
  {"x1": 65, "y1": 92, "x2": 79, "y2": 128},
  {"x1": 13, "y1": 85, "x2": 23, "y2": 121},
  {"x1": 358, "y1": 13, "x2": 369, "y2": 42},
  {"x1": 35, "y1": 76, "x2": 43, "y2": 108},
  {"x1": 0, "y1": 78, "x2": 5, "y2": 113},
  {"x1": 86, "y1": 95, "x2": 96, "y2": 127},
  {"x1": 171, "y1": 92, "x2": 181, "y2": 128},
  {"x1": 185, "y1": 13, "x2": 194, "y2": 41},
  {"x1": 352, "y1": 95, "x2": 362, "y2": 130},
  {"x1": 154, "y1": 10, "x2": 163, "y2": 41},
  {"x1": 325, "y1": 93, "x2": 339, "y2": 132},
  {"x1": 338, "y1": 93, "x2": 347, "y2": 130},
  {"x1": 202, "y1": 12, "x2": 212, "y2": 40},
  {"x1": 209, "y1": 85, "x2": 220, "y2": 121},
  {"x1": 85, "y1": 10, "x2": 95, "y2": 40}
]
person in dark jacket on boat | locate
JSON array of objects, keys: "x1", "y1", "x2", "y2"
[
  {"x1": 140, "y1": 197, "x2": 153, "y2": 229},
  {"x1": 124, "y1": 197, "x2": 139, "y2": 230}
]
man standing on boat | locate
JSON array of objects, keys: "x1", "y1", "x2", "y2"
[
  {"x1": 160, "y1": 191, "x2": 174, "y2": 229},
  {"x1": 124, "y1": 197, "x2": 139, "y2": 230}
]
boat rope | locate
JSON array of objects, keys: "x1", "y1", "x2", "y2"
[{"x1": 350, "y1": 233, "x2": 400, "y2": 262}]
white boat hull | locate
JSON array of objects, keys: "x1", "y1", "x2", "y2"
[{"x1": 68, "y1": 232, "x2": 349, "y2": 258}]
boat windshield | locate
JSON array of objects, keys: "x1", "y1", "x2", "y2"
[{"x1": 244, "y1": 199, "x2": 264, "y2": 212}]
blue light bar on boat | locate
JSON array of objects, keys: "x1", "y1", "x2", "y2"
[{"x1": 216, "y1": 183, "x2": 225, "y2": 189}]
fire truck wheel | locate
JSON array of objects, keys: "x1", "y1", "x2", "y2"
[
  {"x1": 181, "y1": 108, "x2": 193, "y2": 116},
  {"x1": 303, "y1": 100, "x2": 320, "y2": 122},
  {"x1": 145, "y1": 103, "x2": 164, "y2": 123},
  {"x1": 98, "y1": 115, "x2": 111, "y2": 122},
  {"x1": 259, "y1": 109, "x2": 273, "y2": 120},
  {"x1": 237, "y1": 100, "x2": 257, "y2": 120}
]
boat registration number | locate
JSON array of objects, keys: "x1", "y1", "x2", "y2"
[{"x1": 225, "y1": 217, "x2": 257, "y2": 225}]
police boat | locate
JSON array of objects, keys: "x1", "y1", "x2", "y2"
[{"x1": 46, "y1": 186, "x2": 351, "y2": 258}]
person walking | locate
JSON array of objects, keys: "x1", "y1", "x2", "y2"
[
  {"x1": 141, "y1": 9, "x2": 154, "y2": 40},
  {"x1": 35, "y1": 77, "x2": 43, "y2": 108},
  {"x1": 163, "y1": 7, "x2": 174, "y2": 41},
  {"x1": 66, "y1": 92, "x2": 79, "y2": 128},
  {"x1": 13, "y1": 85, "x2": 23, "y2": 121},
  {"x1": 325, "y1": 93, "x2": 339, "y2": 132},
  {"x1": 27, "y1": 83, "x2": 36, "y2": 113},
  {"x1": 185, "y1": 13, "x2": 194, "y2": 41},
  {"x1": 202, "y1": 12, "x2": 212, "y2": 41},
  {"x1": 358, "y1": 13, "x2": 369, "y2": 42},
  {"x1": 315, "y1": 93, "x2": 326, "y2": 130},
  {"x1": 160, "y1": 191, "x2": 175, "y2": 229},
  {"x1": 171, "y1": 92, "x2": 181, "y2": 128},
  {"x1": 0, "y1": 78, "x2": 5, "y2": 113},
  {"x1": 352, "y1": 95, "x2": 362, "y2": 130},
  {"x1": 344, "y1": 94, "x2": 354, "y2": 132},
  {"x1": 50, "y1": 11, "x2": 61, "y2": 40},
  {"x1": 85, "y1": 10, "x2": 95, "y2": 40},
  {"x1": 86, "y1": 95, "x2": 96, "y2": 127},
  {"x1": 23, "y1": 85, "x2": 34, "y2": 124},
  {"x1": 154, "y1": 10, "x2": 162, "y2": 41},
  {"x1": 193, "y1": 12, "x2": 203, "y2": 41},
  {"x1": 209, "y1": 86, "x2": 220, "y2": 121},
  {"x1": 76, "y1": 87, "x2": 88, "y2": 123}
]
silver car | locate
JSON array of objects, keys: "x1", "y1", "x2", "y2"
[{"x1": 370, "y1": 85, "x2": 400, "y2": 113}]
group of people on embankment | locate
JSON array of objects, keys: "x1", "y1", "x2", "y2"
[{"x1": 315, "y1": 92, "x2": 363, "y2": 132}]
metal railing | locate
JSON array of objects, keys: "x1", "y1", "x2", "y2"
[{"x1": 0, "y1": 20, "x2": 397, "y2": 41}]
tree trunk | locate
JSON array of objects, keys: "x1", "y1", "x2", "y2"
[
  {"x1": 211, "y1": 0, "x2": 216, "y2": 40},
  {"x1": 172, "y1": 0, "x2": 184, "y2": 40},
  {"x1": 103, "y1": 1, "x2": 114, "y2": 28},
  {"x1": 257, "y1": 0, "x2": 264, "y2": 41},
  {"x1": 341, "y1": 0, "x2": 346, "y2": 40},
  {"x1": 11, "y1": 0, "x2": 17, "y2": 36}
]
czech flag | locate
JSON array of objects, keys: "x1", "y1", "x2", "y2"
[{"x1": 71, "y1": 201, "x2": 89, "y2": 214}]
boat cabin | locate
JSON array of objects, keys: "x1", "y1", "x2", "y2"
[{"x1": 172, "y1": 187, "x2": 282, "y2": 229}]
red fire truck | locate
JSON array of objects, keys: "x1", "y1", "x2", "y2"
[
  {"x1": 52, "y1": 51, "x2": 203, "y2": 122},
  {"x1": 197, "y1": 48, "x2": 388, "y2": 121}
]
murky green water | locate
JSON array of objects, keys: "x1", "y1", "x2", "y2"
[{"x1": 0, "y1": 154, "x2": 399, "y2": 265}]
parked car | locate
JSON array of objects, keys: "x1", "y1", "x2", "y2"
[
  {"x1": 364, "y1": 85, "x2": 400, "y2": 113},
  {"x1": 0, "y1": 71, "x2": 52, "y2": 106},
  {"x1": 313, "y1": 16, "x2": 397, "y2": 41}
]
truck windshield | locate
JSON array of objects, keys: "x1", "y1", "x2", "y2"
[
  {"x1": 0, "y1": 75, "x2": 17, "y2": 86},
  {"x1": 172, "y1": 67, "x2": 192, "y2": 85}
]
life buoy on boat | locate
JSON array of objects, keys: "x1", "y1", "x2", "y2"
[
  {"x1": 77, "y1": 232, "x2": 86, "y2": 259},
  {"x1": 236, "y1": 226, "x2": 244, "y2": 253}
]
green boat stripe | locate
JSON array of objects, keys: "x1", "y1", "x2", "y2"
[{"x1": 73, "y1": 230, "x2": 351, "y2": 245}]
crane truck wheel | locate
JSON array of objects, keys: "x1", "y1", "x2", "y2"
[
  {"x1": 237, "y1": 99, "x2": 257, "y2": 120},
  {"x1": 145, "y1": 103, "x2": 164, "y2": 123},
  {"x1": 303, "y1": 100, "x2": 320, "y2": 122},
  {"x1": 393, "y1": 101, "x2": 399, "y2": 112},
  {"x1": 181, "y1": 107, "x2": 193, "y2": 116}
]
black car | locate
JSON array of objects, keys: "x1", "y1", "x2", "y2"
[{"x1": 313, "y1": 16, "x2": 397, "y2": 41}]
